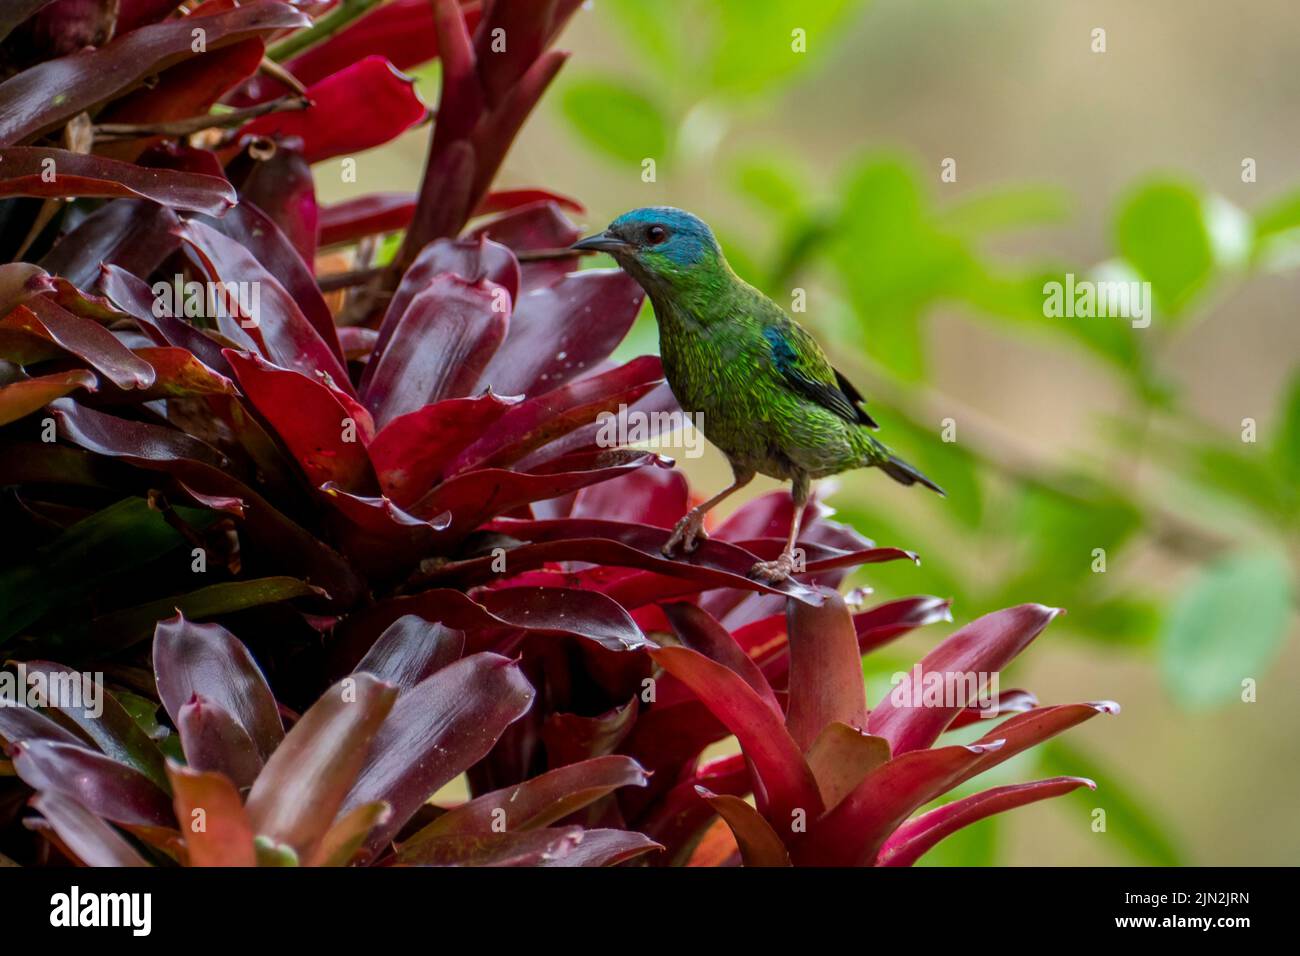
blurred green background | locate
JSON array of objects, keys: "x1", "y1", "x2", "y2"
[{"x1": 326, "y1": 0, "x2": 1300, "y2": 865}]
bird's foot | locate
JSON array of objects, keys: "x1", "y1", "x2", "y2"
[
  {"x1": 662, "y1": 509, "x2": 708, "y2": 556},
  {"x1": 750, "y1": 550, "x2": 797, "y2": 584}
]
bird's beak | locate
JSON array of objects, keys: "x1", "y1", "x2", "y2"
[{"x1": 571, "y1": 231, "x2": 632, "y2": 254}]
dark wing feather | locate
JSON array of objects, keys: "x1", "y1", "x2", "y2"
[{"x1": 763, "y1": 324, "x2": 879, "y2": 428}]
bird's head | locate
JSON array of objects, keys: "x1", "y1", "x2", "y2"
[{"x1": 571, "y1": 207, "x2": 724, "y2": 294}]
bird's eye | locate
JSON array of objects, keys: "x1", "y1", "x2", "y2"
[{"x1": 646, "y1": 225, "x2": 667, "y2": 244}]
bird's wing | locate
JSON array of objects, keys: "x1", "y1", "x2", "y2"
[{"x1": 762, "y1": 322, "x2": 880, "y2": 428}]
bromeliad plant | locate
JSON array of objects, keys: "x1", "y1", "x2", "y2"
[{"x1": 0, "y1": 1, "x2": 1114, "y2": 866}]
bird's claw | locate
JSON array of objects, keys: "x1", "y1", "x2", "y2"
[
  {"x1": 750, "y1": 551, "x2": 796, "y2": 584},
  {"x1": 662, "y1": 510, "x2": 707, "y2": 556}
]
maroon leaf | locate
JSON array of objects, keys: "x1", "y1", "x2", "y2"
[
  {"x1": 362, "y1": 273, "x2": 510, "y2": 427},
  {"x1": 475, "y1": 188, "x2": 583, "y2": 217},
  {"x1": 319, "y1": 192, "x2": 416, "y2": 247},
  {"x1": 406, "y1": 755, "x2": 648, "y2": 838},
  {"x1": 568, "y1": 466, "x2": 689, "y2": 529},
  {"x1": 369, "y1": 392, "x2": 520, "y2": 507},
  {"x1": 785, "y1": 589, "x2": 869, "y2": 750},
  {"x1": 475, "y1": 269, "x2": 646, "y2": 397},
  {"x1": 152, "y1": 613, "x2": 284, "y2": 763},
  {"x1": 446, "y1": 355, "x2": 665, "y2": 473},
  {"x1": 177, "y1": 219, "x2": 352, "y2": 391},
  {"x1": 0, "y1": 704, "x2": 90, "y2": 750},
  {"x1": 540, "y1": 697, "x2": 639, "y2": 768},
  {"x1": 877, "y1": 776, "x2": 1096, "y2": 867},
  {"x1": 353, "y1": 616, "x2": 465, "y2": 690},
  {"x1": 661, "y1": 602, "x2": 781, "y2": 716},
  {"x1": 867, "y1": 604, "x2": 1061, "y2": 756},
  {"x1": 649, "y1": 645, "x2": 823, "y2": 827},
  {"x1": 0, "y1": 262, "x2": 55, "y2": 313},
  {"x1": 469, "y1": 200, "x2": 581, "y2": 292},
  {"x1": 395, "y1": 826, "x2": 582, "y2": 866},
  {"x1": 244, "y1": 673, "x2": 398, "y2": 861},
  {"x1": 131, "y1": 346, "x2": 235, "y2": 399},
  {"x1": 9, "y1": 739, "x2": 175, "y2": 828},
  {"x1": 5, "y1": 297, "x2": 155, "y2": 389},
  {"x1": 42, "y1": 199, "x2": 180, "y2": 290},
  {"x1": 947, "y1": 689, "x2": 1039, "y2": 730},
  {"x1": 343, "y1": 586, "x2": 649, "y2": 656},
  {"x1": 541, "y1": 828, "x2": 662, "y2": 867},
  {"x1": 226, "y1": 142, "x2": 319, "y2": 267},
  {"x1": 98, "y1": 263, "x2": 230, "y2": 374},
  {"x1": 115, "y1": 0, "x2": 188, "y2": 34},
  {"x1": 342, "y1": 653, "x2": 536, "y2": 859},
  {"x1": 362, "y1": 235, "x2": 519, "y2": 398},
  {"x1": 224, "y1": 349, "x2": 377, "y2": 492},
  {"x1": 29, "y1": 791, "x2": 149, "y2": 867},
  {"x1": 241, "y1": 56, "x2": 428, "y2": 163},
  {"x1": 0, "y1": 1, "x2": 309, "y2": 144},
  {"x1": 176, "y1": 695, "x2": 263, "y2": 791},
  {"x1": 695, "y1": 786, "x2": 791, "y2": 867},
  {"x1": 0, "y1": 146, "x2": 234, "y2": 213}
]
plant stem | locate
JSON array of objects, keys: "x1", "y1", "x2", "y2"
[
  {"x1": 267, "y1": 0, "x2": 383, "y2": 63},
  {"x1": 92, "y1": 95, "x2": 310, "y2": 141}
]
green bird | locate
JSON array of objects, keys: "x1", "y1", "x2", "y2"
[{"x1": 572, "y1": 207, "x2": 943, "y2": 583}]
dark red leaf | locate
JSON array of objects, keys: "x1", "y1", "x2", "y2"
[
  {"x1": 567, "y1": 466, "x2": 689, "y2": 528},
  {"x1": 353, "y1": 616, "x2": 465, "y2": 690},
  {"x1": 319, "y1": 192, "x2": 415, "y2": 247},
  {"x1": 695, "y1": 786, "x2": 791, "y2": 867},
  {"x1": 4, "y1": 297, "x2": 155, "y2": 389},
  {"x1": 240, "y1": 56, "x2": 428, "y2": 163},
  {"x1": 661, "y1": 602, "x2": 781, "y2": 716},
  {"x1": 10, "y1": 739, "x2": 175, "y2": 828},
  {"x1": 539, "y1": 828, "x2": 662, "y2": 867},
  {"x1": 41, "y1": 199, "x2": 180, "y2": 289},
  {"x1": 474, "y1": 188, "x2": 583, "y2": 218},
  {"x1": 469, "y1": 200, "x2": 581, "y2": 292},
  {"x1": 343, "y1": 653, "x2": 535, "y2": 859},
  {"x1": 226, "y1": 141, "x2": 319, "y2": 267},
  {"x1": 0, "y1": 369, "x2": 97, "y2": 426},
  {"x1": 29, "y1": 791, "x2": 149, "y2": 867},
  {"x1": 540, "y1": 697, "x2": 638, "y2": 768},
  {"x1": 166, "y1": 760, "x2": 258, "y2": 866},
  {"x1": 785, "y1": 589, "x2": 869, "y2": 750},
  {"x1": 0, "y1": 2, "x2": 309, "y2": 144},
  {"x1": 867, "y1": 604, "x2": 1061, "y2": 756},
  {"x1": 947, "y1": 689, "x2": 1039, "y2": 730},
  {"x1": 175, "y1": 695, "x2": 263, "y2": 790}
]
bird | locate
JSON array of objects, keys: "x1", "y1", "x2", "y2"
[{"x1": 571, "y1": 207, "x2": 944, "y2": 584}]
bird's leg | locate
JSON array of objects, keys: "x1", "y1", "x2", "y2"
[
  {"x1": 750, "y1": 475, "x2": 810, "y2": 584},
  {"x1": 663, "y1": 468, "x2": 755, "y2": 556}
]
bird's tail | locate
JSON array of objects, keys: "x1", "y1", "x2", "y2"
[{"x1": 862, "y1": 436, "x2": 945, "y2": 496}]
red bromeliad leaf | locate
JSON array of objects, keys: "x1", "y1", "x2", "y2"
[
  {"x1": 635, "y1": 753, "x2": 750, "y2": 864},
  {"x1": 0, "y1": 369, "x2": 96, "y2": 426},
  {"x1": 95, "y1": 38, "x2": 265, "y2": 162},
  {"x1": 803, "y1": 700, "x2": 1119, "y2": 865},
  {"x1": 175, "y1": 696, "x2": 263, "y2": 790},
  {"x1": 0, "y1": 2, "x2": 61, "y2": 44},
  {"x1": 369, "y1": 392, "x2": 520, "y2": 506},
  {"x1": 308, "y1": 801, "x2": 392, "y2": 867},
  {"x1": 362, "y1": 236, "x2": 519, "y2": 397},
  {"x1": 152, "y1": 613, "x2": 284, "y2": 763},
  {"x1": 0, "y1": 144, "x2": 235, "y2": 210},
  {"x1": 475, "y1": 188, "x2": 583, "y2": 217},
  {"x1": 649, "y1": 645, "x2": 823, "y2": 827},
  {"x1": 407, "y1": 451, "x2": 661, "y2": 532},
  {"x1": 694, "y1": 786, "x2": 791, "y2": 867},
  {"x1": 227, "y1": 143, "x2": 319, "y2": 268},
  {"x1": 9, "y1": 739, "x2": 175, "y2": 828},
  {"x1": 134, "y1": 347, "x2": 235, "y2": 398},
  {"x1": 876, "y1": 776, "x2": 1096, "y2": 867},
  {"x1": 177, "y1": 219, "x2": 353, "y2": 390},
  {"x1": 470, "y1": 201, "x2": 581, "y2": 292},
  {"x1": 204, "y1": 202, "x2": 341, "y2": 363},
  {"x1": 353, "y1": 616, "x2": 466, "y2": 690},
  {"x1": 320, "y1": 192, "x2": 416, "y2": 247},
  {"x1": 244, "y1": 673, "x2": 398, "y2": 862},
  {"x1": 805, "y1": 723, "x2": 891, "y2": 810},
  {"x1": 661, "y1": 602, "x2": 781, "y2": 717},
  {"x1": 568, "y1": 466, "x2": 689, "y2": 528},
  {"x1": 342, "y1": 653, "x2": 535, "y2": 859},
  {"x1": 406, "y1": 755, "x2": 648, "y2": 839},
  {"x1": 784, "y1": 589, "x2": 869, "y2": 750},
  {"x1": 540, "y1": 697, "x2": 638, "y2": 768},
  {"x1": 347, "y1": 586, "x2": 650, "y2": 655},
  {"x1": 338, "y1": 326, "x2": 378, "y2": 360},
  {"x1": 43, "y1": 199, "x2": 180, "y2": 290},
  {"x1": 475, "y1": 269, "x2": 646, "y2": 397},
  {"x1": 542, "y1": 828, "x2": 662, "y2": 867},
  {"x1": 5, "y1": 298, "x2": 155, "y2": 389},
  {"x1": 947, "y1": 689, "x2": 1039, "y2": 730},
  {"x1": 867, "y1": 604, "x2": 1061, "y2": 756},
  {"x1": 116, "y1": 0, "x2": 189, "y2": 34},
  {"x1": 166, "y1": 761, "x2": 258, "y2": 866},
  {"x1": 224, "y1": 350, "x2": 377, "y2": 492},
  {"x1": 0, "y1": 1, "x2": 308, "y2": 145},
  {"x1": 241, "y1": 56, "x2": 428, "y2": 163},
  {"x1": 444, "y1": 517, "x2": 833, "y2": 605},
  {"x1": 394, "y1": 826, "x2": 576, "y2": 866},
  {"x1": 0, "y1": 705, "x2": 90, "y2": 750},
  {"x1": 0, "y1": 262, "x2": 55, "y2": 313},
  {"x1": 99, "y1": 263, "x2": 232, "y2": 374},
  {"x1": 446, "y1": 355, "x2": 666, "y2": 473},
  {"x1": 362, "y1": 273, "x2": 510, "y2": 427},
  {"x1": 29, "y1": 791, "x2": 150, "y2": 867}
]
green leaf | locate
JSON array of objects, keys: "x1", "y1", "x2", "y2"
[
  {"x1": 707, "y1": 0, "x2": 865, "y2": 97},
  {"x1": 1159, "y1": 550, "x2": 1294, "y2": 709},
  {"x1": 1038, "y1": 740, "x2": 1183, "y2": 865},
  {"x1": 731, "y1": 156, "x2": 810, "y2": 218},
  {"x1": 1273, "y1": 368, "x2": 1300, "y2": 488},
  {"x1": 939, "y1": 185, "x2": 1072, "y2": 236},
  {"x1": 1115, "y1": 181, "x2": 1215, "y2": 319},
  {"x1": 559, "y1": 76, "x2": 670, "y2": 165}
]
